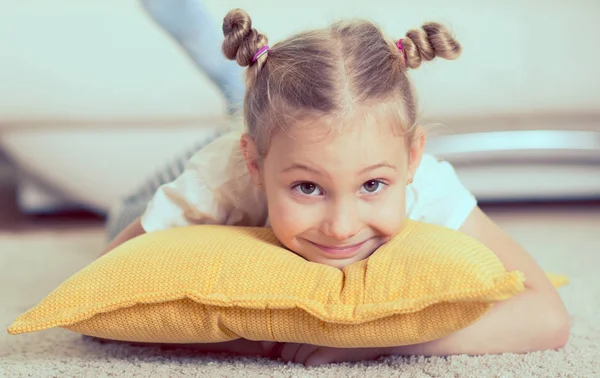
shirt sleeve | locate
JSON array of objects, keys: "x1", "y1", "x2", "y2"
[
  {"x1": 140, "y1": 131, "x2": 266, "y2": 233},
  {"x1": 407, "y1": 154, "x2": 477, "y2": 230}
]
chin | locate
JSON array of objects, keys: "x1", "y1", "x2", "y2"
[
  {"x1": 325, "y1": 258, "x2": 362, "y2": 270},
  {"x1": 309, "y1": 247, "x2": 378, "y2": 270},
  {"x1": 286, "y1": 248, "x2": 360, "y2": 269},
  {"x1": 295, "y1": 237, "x2": 389, "y2": 269},
  {"x1": 285, "y1": 237, "x2": 388, "y2": 269}
]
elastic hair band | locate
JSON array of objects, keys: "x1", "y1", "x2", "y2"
[
  {"x1": 396, "y1": 39, "x2": 407, "y2": 62},
  {"x1": 252, "y1": 45, "x2": 269, "y2": 63}
]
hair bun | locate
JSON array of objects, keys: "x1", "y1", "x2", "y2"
[
  {"x1": 222, "y1": 8, "x2": 269, "y2": 67},
  {"x1": 402, "y1": 22, "x2": 461, "y2": 70}
]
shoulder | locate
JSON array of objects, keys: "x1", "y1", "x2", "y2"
[
  {"x1": 142, "y1": 130, "x2": 268, "y2": 230},
  {"x1": 186, "y1": 130, "x2": 244, "y2": 171},
  {"x1": 406, "y1": 154, "x2": 477, "y2": 230},
  {"x1": 413, "y1": 154, "x2": 461, "y2": 184},
  {"x1": 188, "y1": 129, "x2": 264, "y2": 207}
]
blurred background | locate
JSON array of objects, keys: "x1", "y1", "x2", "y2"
[{"x1": 0, "y1": 0, "x2": 599, "y2": 232}]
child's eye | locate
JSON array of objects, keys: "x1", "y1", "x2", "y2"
[
  {"x1": 360, "y1": 180, "x2": 386, "y2": 194},
  {"x1": 292, "y1": 182, "x2": 323, "y2": 196}
]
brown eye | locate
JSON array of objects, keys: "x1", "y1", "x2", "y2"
[
  {"x1": 294, "y1": 182, "x2": 322, "y2": 196},
  {"x1": 361, "y1": 180, "x2": 384, "y2": 194}
]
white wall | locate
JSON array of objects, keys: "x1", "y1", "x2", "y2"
[{"x1": 0, "y1": 0, "x2": 598, "y2": 124}]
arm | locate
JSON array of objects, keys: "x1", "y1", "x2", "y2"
[
  {"x1": 100, "y1": 217, "x2": 145, "y2": 256},
  {"x1": 390, "y1": 206, "x2": 570, "y2": 356},
  {"x1": 275, "y1": 206, "x2": 571, "y2": 367}
]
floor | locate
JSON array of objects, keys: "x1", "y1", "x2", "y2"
[{"x1": 0, "y1": 157, "x2": 104, "y2": 233}]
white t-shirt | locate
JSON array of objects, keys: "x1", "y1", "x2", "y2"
[{"x1": 141, "y1": 131, "x2": 477, "y2": 233}]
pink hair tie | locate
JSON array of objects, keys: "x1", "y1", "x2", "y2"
[
  {"x1": 252, "y1": 45, "x2": 269, "y2": 63},
  {"x1": 396, "y1": 39, "x2": 407, "y2": 62}
]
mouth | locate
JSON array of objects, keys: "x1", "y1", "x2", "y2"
[{"x1": 307, "y1": 239, "x2": 368, "y2": 257}]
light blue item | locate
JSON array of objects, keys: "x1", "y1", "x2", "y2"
[{"x1": 140, "y1": 0, "x2": 245, "y2": 114}]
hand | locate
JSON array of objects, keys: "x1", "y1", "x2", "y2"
[
  {"x1": 278, "y1": 343, "x2": 389, "y2": 367},
  {"x1": 158, "y1": 339, "x2": 279, "y2": 358}
]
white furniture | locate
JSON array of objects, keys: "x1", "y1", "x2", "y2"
[{"x1": 1, "y1": 0, "x2": 599, "y2": 214}]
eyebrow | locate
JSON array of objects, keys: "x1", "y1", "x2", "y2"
[
  {"x1": 280, "y1": 162, "x2": 396, "y2": 175},
  {"x1": 280, "y1": 164, "x2": 321, "y2": 175},
  {"x1": 359, "y1": 162, "x2": 397, "y2": 174}
]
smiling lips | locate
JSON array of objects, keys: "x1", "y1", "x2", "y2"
[{"x1": 308, "y1": 239, "x2": 368, "y2": 257}]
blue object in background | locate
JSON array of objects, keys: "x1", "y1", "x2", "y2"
[{"x1": 140, "y1": 0, "x2": 246, "y2": 114}]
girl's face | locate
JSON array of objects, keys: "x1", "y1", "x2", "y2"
[{"x1": 242, "y1": 116, "x2": 424, "y2": 269}]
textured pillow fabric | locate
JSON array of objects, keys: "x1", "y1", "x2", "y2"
[{"x1": 8, "y1": 220, "x2": 567, "y2": 348}]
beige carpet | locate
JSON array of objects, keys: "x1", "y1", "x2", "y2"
[{"x1": 1, "y1": 205, "x2": 599, "y2": 377}]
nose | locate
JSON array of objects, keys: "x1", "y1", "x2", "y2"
[{"x1": 321, "y1": 197, "x2": 361, "y2": 241}]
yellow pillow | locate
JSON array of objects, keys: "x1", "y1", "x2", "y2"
[{"x1": 8, "y1": 220, "x2": 567, "y2": 348}]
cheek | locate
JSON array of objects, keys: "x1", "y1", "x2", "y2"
[
  {"x1": 265, "y1": 187, "x2": 315, "y2": 238},
  {"x1": 367, "y1": 188, "x2": 407, "y2": 234}
]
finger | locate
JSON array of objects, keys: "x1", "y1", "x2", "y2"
[
  {"x1": 258, "y1": 341, "x2": 278, "y2": 357},
  {"x1": 294, "y1": 344, "x2": 319, "y2": 365},
  {"x1": 304, "y1": 347, "x2": 337, "y2": 367},
  {"x1": 305, "y1": 347, "x2": 386, "y2": 367},
  {"x1": 220, "y1": 339, "x2": 266, "y2": 356},
  {"x1": 280, "y1": 343, "x2": 303, "y2": 363}
]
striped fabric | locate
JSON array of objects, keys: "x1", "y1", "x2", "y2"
[{"x1": 105, "y1": 128, "x2": 225, "y2": 241}]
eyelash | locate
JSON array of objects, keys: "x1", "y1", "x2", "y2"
[
  {"x1": 359, "y1": 180, "x2": 387, "y2": 194},
  {"x1": 291, "y1": 180, "x2": 388, "y2": 197}
]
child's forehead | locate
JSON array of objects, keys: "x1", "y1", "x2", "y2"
[
  {"x1": 267, "y1": 126, "x2": 408, "y2": 175},
  {"x1": 267, "y1": 116, "x2": 408, "y2": 167},
  {"x1": 274, "y1": 112, "x2": 405, "y2": 147}
]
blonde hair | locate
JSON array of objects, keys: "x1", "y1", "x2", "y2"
[{"x1": 222, "y1": 9, "x2": 461, "y2": 155}]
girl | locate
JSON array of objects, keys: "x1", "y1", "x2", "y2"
[{"x1": 102, "y1": 9, "x2": 569, "y2": 367}]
